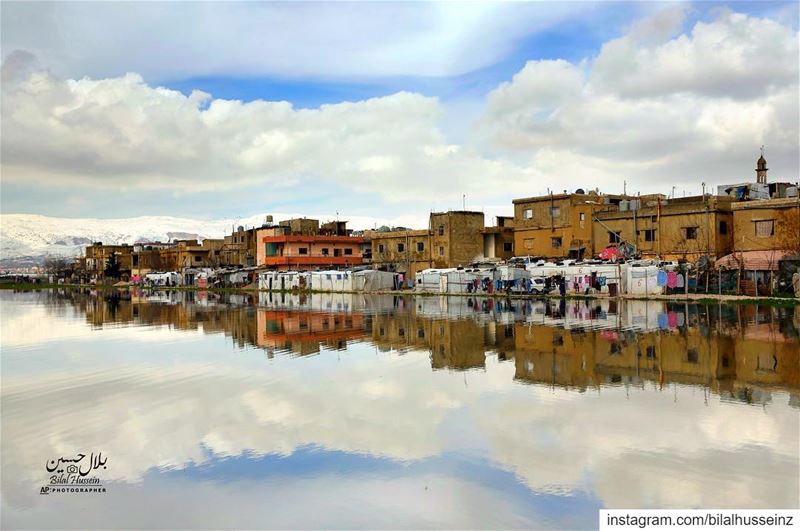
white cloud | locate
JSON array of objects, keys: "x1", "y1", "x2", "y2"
[
  {"x1": 479, "y1": 10, "x2": 800, "y2": 194},
  {"x1": 1, "y1": 60, "x2": 532, "y2": 203},
  {"x1": 0, "y1": 2, "x2": 586, "y2": 82}
]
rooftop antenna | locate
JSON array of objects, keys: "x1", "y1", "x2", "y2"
[
  {"x1": 462, "y1": 194, "x2": 466, "y2": 210},
  {"x1": 623, "y1": 180, "x2": 627, "y2": 195}
]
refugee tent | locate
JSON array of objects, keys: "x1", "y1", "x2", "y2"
[
  {"x1": 353, "y1": 270, "x2": 398, "y2": 291},
  {"x1": 626, "y1": 265, "x2": 661, "y2": 296},
  {"x1": 144, "y1": 272, "x2": 182, "y2": 286}
]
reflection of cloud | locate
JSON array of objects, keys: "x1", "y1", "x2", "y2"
[
  {"x1": 475, "y1": 384, "x2": 799, "y2": 507},
  {"x1": 3, "y1": 343, "x2": 798, "y2": 513},
  {"x1": 3, "y1": 473, "x2": 540, "y2": 530},
  {"x1": 2, "y1": 292, "x2": 799, "y2": 518},
  {"x1": 0, "y1": 297, "x2": 202, "y2": 348}
]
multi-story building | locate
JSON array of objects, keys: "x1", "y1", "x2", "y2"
[
  {"x1": 594, "y1": 195, "x2": 734, "y2": 262},
  {"x1": 367, "y1": 211, "x2": 485, "y2": 281},
  {"x1": 512, "y1": 191, "x2": 629, "y2": 260},
  {"x1": 158, "y1": 239, "x2": 225, "y2": 270},
  {"x1": 731, "y1": 197, "x2": 800, "y2": 254},
  {"x1": 82, "y1": 243, "x2": 133, "y2": 279},
  {"x1": 221, "y1": 226, "x2": 260, "y2": 267},
  {"x1": 255, "y1": 233, "x2": 365, "y2": 270},
  {"x1": 132, "y1": 242, "x2": 175, "y2": 276},
  {"x1": 481, "y1": 216, "x2": 515, "y2": 261}
]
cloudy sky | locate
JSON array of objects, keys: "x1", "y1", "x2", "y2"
[{"x1": 1, "y1": 1, "x2": 798, "y2": 226}]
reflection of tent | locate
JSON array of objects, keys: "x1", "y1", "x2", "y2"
[{"x1": 715, "y1": 250, "x2": 790, "y2": 271}]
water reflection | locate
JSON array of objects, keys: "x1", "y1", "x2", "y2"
[{"x1": 1, "y1": 289, "x2": 798, "y2": 529}]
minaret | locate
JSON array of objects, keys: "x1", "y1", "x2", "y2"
[{"x1": 756, "y1": 147, "x2": 768, "y2": 184}]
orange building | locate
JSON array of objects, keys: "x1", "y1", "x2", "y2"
[{"x1": 255, "y1": 233, "x2": 365, "y2": 270}]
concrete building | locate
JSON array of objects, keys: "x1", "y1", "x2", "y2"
[
  {"x1": 82, "y1": 243, "x2": 133, "y2": 279},
  {"x1": 594, "y1": 195, "x2": 735, "y2": 262},
  {"x1": 731, "y1": 197, "x2": 800, "y2": 253},
  {"x1": 481, "y1": 216, "x2": 515, "y2": 261},
  {"x1": 158, "y1": 239, "x2": 224, "y2": 270},
  {"x1": 513, "y1": 191, "x2": 630, "y2": 260},
  {"x1": 279, "y1": 218, "x2": 320, "y2": 236},
  {"x1": 255, "y1": 233, "x2": 365, "y2": 270},
  {"x1": 221, "y1": 226, "x2": 260, "y2": 267},
  {"x1": 367, "y1": 211, "x2": 485, "y2": 280}
]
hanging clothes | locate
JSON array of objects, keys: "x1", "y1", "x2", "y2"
[
  {"x1": 676, "y1": 273, "x2": 685, "y2": 288},
  {"x1": 667, "y1": 271, "x2": 678, "y2": 289},
  {"x1": 657, "y1": 270, "x2": 668, "y2": 286}
]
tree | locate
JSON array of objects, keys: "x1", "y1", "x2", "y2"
[
  {"x1": 43, "y1": 256, "x2": 73, "y2": 278},
  {"x1": 104, "y1": 253, "x2": 121, "y2": 279}
]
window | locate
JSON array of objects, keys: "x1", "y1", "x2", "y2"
[
  {"x1": 644, "y1": 229, "x2": 656, "y2": 242},
  {"x1": 438, "y1": 225, "x2": 445, "y2": 236},
  {"x1": 503, "y1": 242, "x2": 513, "y2": 252},
  {"x1": 298, "y1": 247, "x2": 308, "y2": 255},
  {"x1": 754, "y1": 220, "x2": 775, "y2": 238},
  {"x1": 687, "y1": 349, "x2": 699, "y2": 364},
  {"x1": 551, "y1": 237, "x2": 562, "y2": 249},
  {"x1": 417, "y1": 328, "x2": 425, "y2": 338},
  {"x1": 378, "y1": 244, "x2": 384, "y2": 253},
  {"x1": 417, "y1": 241, "x2": 424, "y2": 252},
  {"x1": 579, "y1": 213, "x2": 585, "y2": 221},
  {"x1": 439, "y1": 246, "x2": 444, "y2": 256},
  {"x1": 550, "y1": 206, "x2": 561, "y2": 217},
  {"x1": 609, "y1": 231, "x2": 621, "y2": 243},
  {"x1": 397, "y1": 243, "x2": 405, "y2": 252},
  {"x1": 685, "y1": 227, "x2": 698, "y2": 240},
  {"x1": 398, "y1": 328, "x2": 405, "y2": 337},
  {"x1": 610, "y1": 343, "x2": 621, "y2": 355},
  {"x1": 321, "y1": 248, "x2": 329, "y2": 256},
  {"x1": 344, "y1": 248, "x2": 353, "y2": 255},
  {"x1": 719, "y1": 221, "x2": 728, "y2": 235},
  {"x1": 523, "y1": 209, "x2": 533, "y2": 219},
  {"x1": 194, "y1": 255, "x2": 202, "y2": 262},
  {"x1": 334, "y1": 248, "x2": 341, "y2": 257}
]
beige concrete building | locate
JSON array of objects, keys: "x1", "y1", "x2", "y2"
[
  {"x1": 513, "y1": 192, "x2": 630, "y2": 260},
  {"x1": 367, "y1": 211, "x2": 485, "y2": 281},
  {"x1": 481, "y1": 216, "x2": 515, "y2": 261},
  {"x1": 594, "y1": 195, "x2": 735, "y2": 261},
  {"x1": 731, "y1": 197, "x2": 800, "y2": 253}
]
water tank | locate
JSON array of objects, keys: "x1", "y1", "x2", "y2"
[
  {"x1": 629, "y1": 199, "x2": 640, "y2": 211},
  {"x1": 266, "y1": 215, "x2": 274, "y2": 223},
  {"x1": 237, "y1": 225, "x2": 244, "y2": 232},
  {"x1": 575, "y1": 188, "x2": 585, "y2": 194},
  {"x1": 619, "y1": 200, "x2": 629, "y2": 212}
]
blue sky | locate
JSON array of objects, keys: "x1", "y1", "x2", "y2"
[{"x1": 1, "y1": 1, "x2": 797, "y2": 225}]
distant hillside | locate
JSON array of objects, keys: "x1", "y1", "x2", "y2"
[{"x1": 0, "y1": 212, "x2": 421, "y2": 268}]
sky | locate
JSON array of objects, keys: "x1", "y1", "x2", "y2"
[{"x1": 1, "y1": 1, "x2": 798, "y2": 228}]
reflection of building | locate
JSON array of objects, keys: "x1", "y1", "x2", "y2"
[
  {"x1": 49, "y1": 290, "x2": 800, "y2": 402},
  {"x1": 256, "y1": 309, "x2": 366, "y2": 355}
]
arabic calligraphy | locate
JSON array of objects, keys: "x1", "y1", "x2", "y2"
[
  {"x1": 42, "y1": 452, "x2": 108, "y2": 494},
  {"x1": 46, "y1": 452, "x2": 107, "y2": 476}
]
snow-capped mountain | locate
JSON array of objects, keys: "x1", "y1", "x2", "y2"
[{"x1": 0, "y1": 212, "x2": 429, "y2": 266}]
